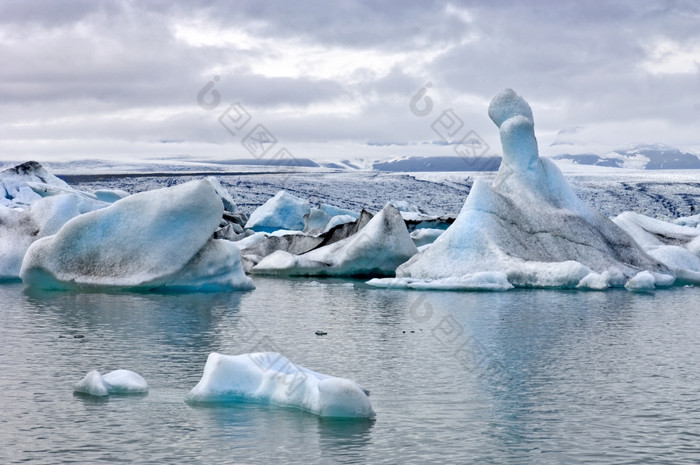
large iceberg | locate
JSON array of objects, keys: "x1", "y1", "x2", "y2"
[
  {"x1": 20, "y1": 180, "x2": 254, "y2": 291},
  {"x1": 74, "y1": 369, "x2": 148, "y2": 397},
  {"x1": 186, "y1": 352, "x2": 375, "y2": 418},
  {"x1": 379, "y1": 89, "x2": 671, "y2": 290},
  {"x1": 251, "y1": 205, "x2": 417, "y2": 277}
]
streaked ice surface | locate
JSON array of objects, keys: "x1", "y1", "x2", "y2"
[{"x1": 2, "y1": 279, "x2": 700, "y2": 464}]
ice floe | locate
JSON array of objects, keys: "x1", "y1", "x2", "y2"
[{"x1": 186, "y1": 352, "x2": 375, "y2": 418}]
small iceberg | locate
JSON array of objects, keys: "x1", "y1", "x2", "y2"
[
  {"x1": 74, "y1": 369, "x2": 148, "y2": 397},
  {"x1": 186, "y1": 352, "x2": 375, "y2": 419},
  {"x1": 251, "y1": 205, "x2": 417, "y2": 277},
  {"x1": 245, "y1": 190, "x2": 311, "y2": 233}
]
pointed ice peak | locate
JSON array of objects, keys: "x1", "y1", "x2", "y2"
[{"x1": 488, "y1": 88, "x2": 534, "y2": 128}]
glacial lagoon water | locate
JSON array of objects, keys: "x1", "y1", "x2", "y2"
[{"x1": 2, "y1": 278, "x2": 700, "y2": 464}]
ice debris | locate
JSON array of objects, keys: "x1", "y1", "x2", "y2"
[
  {"x1": 186, "y1": 352, "x2": 375, "y2": 418},
  {"x1": 74, "y1": 369, "x2": 148, "y2": 397}
]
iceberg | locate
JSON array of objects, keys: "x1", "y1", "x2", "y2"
[
  {"x1": 20, "y1": 180, "x2": 254, "y2": 291},
  {"x1": 251, "y1": 205, "x2": 417, "y2": 277},
  {"x1": 1, "y1": 161, "x2": 107, "y2": 211},
  {"x1": 1, "y1": 161, "x2": 72, "y2": 208},
  {"x1": 614, "y1": 211, "x2": 700, "y2": 284},
  {"x1": 383, "y1": 89, "x2": 671, "y2": 290},
  {"x1": 410, "y1": 228, "x2": 445, "y2": 248},
  {"x1": 186, "y1": 352, "x2": 375, "y2": 418},
  {"x1": 245, "y1": 190, "x2": 311, "y2": 232},
  {"x1": 1, "y1": 193, "x2": 106, "y2": 280},
  {"x1": 74, "y1": 369, "x2": 148, "y2": 397}
]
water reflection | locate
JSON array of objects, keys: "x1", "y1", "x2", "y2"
[{"x1": 317, "y1": 417, "x2": 374, "y2": 464}]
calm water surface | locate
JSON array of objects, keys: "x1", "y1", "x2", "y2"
[{"x1": 1, "y1": 278, "x2": 700, "y2": 464}]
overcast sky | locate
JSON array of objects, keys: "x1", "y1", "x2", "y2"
[{"x1": 1, "y1": 0, "x2": 700, "y2": 164}]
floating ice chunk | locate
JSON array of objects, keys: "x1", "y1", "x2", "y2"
[
  {"x1": 614, "y1": 211, "x2": 700, "y2": 284},
  {"x1": 396, "y1": 89, "x2": 669, "y2": 290},
  {"x1": 388, "y1": 200, "x2": 423, "y2": 213},
  {"x1": 186, "y1": 352, "x2": 375, "y2": 418},
  {"x1": 74, "y1": 369, "x2": 148, "y2": 397},
  {"x1": 319, "y1": 204, "x2": 360, "y2": 219},
  {"x1": 1, "y1": 161, "x2": 72, "y2": 208},
  {"x1": 245, "y1": 191, "x2": 310, "y2": 232},
  {"x1": 102, "y1": 369, "x2": 149, "y2": 394},
  {"x1": 205, "y1": 176, "x2": 237, "y2": 213},
  {"x1": 410, "y1": 228, "x2": 444, "y2": 248},
  {"x1": 0, "y1": 194, "x2": 105, "y2": 280},
  {"x1": 323, "y1": 214, "x2": 357, "y2": 233},
  {"x1": 305, "y1": 204, "x2": 360, "y2": 234},
  {"x1": 614, "y1": 211, "x2": 700, "y2": 248},
  {"x1": 252, "y1": 205, "x2": 417, "y2": 277},
  {"x1": 576, "y1": 269, "x2": 627, "y2": 290},
  {"x1": 625, "y1": 271, "x2": 657, "y2": 291},
  {"x1": 20, "y1": 180, "x2": 253, "y2": 291},
  {"x1": 303, "y1": 207, "x2": 333, "y2": 234},
  {"x1": 93, "y1": 189, "x2": 130, "y2": 203}
]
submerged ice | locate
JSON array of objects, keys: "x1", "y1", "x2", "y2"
[
  {"x1": 376, "y1": 89, "x2": 674, "y2": 290},
  {"x1": 186, "y1": 352, "x2": 375, "y2": 418}
]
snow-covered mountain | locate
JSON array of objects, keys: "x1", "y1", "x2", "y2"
[{"x1": 553, "y1": 144, "x2": 700, "y2": 169}]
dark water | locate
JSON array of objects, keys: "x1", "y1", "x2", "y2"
[{"x1": 2, "y1": 279, "x2": 700, "y2": 464}]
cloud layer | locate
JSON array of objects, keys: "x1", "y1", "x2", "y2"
[{"x1": 1, "y1": 0, "x2": 700, "y2": 163}]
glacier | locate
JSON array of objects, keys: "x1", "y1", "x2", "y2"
[
  {"x1": 74, "y1": 369, "x2": 148, "y2": 397},
  {"x1": 20, "y1": 180, "x2": 254, "y2": 291},
  {"x1": 251, "y1": 205, "x2": 417, "y2": 277},
  {"x1": 374, "y1": 89, "x2": 675, "y2": 291},
  {"x1": 186, "y1": 352, "x2": 375, "y2": 419}
]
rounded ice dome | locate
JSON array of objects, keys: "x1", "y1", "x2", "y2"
[
  {"x1": 318, "y1": 377, "x2": 376, "y2": 418},
  {"x1": 488, "y1": 88, "x2": 534, "y2": 128}
]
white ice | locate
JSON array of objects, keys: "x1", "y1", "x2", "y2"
[
  {"x1": 614, "y1": 211, "x2": 700, "y2": 284},
  {"x1": 410, "y1": 228, "x2": 445, "y2": 248},
  {"x1": 0, "y1": 193, "x2": 109, "y2": 280},
  {"x1": 251, "y1": 205, "x2": 417, "y2": 277},
  {"x1": 377, "y1": 89, "x2": 672, "y2": 291},
  {"x1": 74, "y1": 369, "x2": 148, "y2": 397},
  {"x1": 675, "y1": 213, "x2": 700, "y2": 228},
  {"x1": 1, "y1": 161, "x2": 73, "y2": 208},
  {"x1": 20, "y1": 180, "x2": 254, "y2": 291},
  {"x1": 304, "y1": 204, "x2": 360, "y2": 235},
  {"x1": 186, "y1": 352, "x2": 375, "y2": 418},
  {"x1": 245, "y1": 190, "x2": 310, "y2": 232}
]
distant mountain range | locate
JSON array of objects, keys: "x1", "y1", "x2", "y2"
[
  {"x1": 553, "y1": 144, "x2": 700, "y2": 169},
  {"x1": 7, "y1": 144, "x2": 699, "y2": 175}
]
